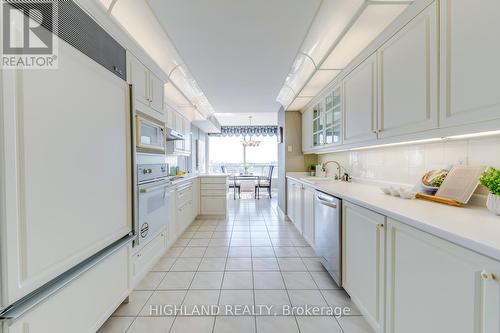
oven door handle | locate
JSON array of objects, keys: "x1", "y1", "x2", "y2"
[{"x1": 139, "y1": 183, "x2": 170, "y2": 193}]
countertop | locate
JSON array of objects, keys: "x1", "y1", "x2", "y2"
[
  {"x1": 169, "y1": 173, "x2": 228, "y2": 186},
  {"x1": 286, "y1": 173, "x2": 500, "y2": 262}
]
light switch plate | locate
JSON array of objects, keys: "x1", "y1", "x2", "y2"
[{"x1": 287, "y1": 145, "x2": 293, "y2": 152}]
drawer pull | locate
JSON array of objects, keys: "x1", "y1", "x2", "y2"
[{"x1": 481, "y1": 270, "x2": 496, "y2": 281}]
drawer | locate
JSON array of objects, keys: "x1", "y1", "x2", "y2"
[
  {"x1": 200, "y1": 177, "x2": 228, "y2": 184},
  {"x1": 131, "y1": 230, "x2": 167, "y2": 287},
  {"x1": 177, "y1": 201, "x2": 193, "y2": 231},
  {"x1": 201, "y1": 190, "x2": 227, "y2": 197},
  {"x1": 177, "y1": 186, "x2": 193, "y2": 207},
  {"x1": 201, "y1": 183, "x2": 227, "y2": 190},
  {"x1": 6, "y1": 245, "x2": 130, "y2": 333},
  {"x1": 201, "y1": 197, "x2": 227, "y2": 215}
]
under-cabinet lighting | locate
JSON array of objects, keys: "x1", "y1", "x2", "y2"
[
  {"x1": 321, "y1": 4, "x2": 407, "y2": 70},
  {"x1": 444, "y1": 130, "x2": 500, "y2": 140},
  {"x1": 316, "y1": 130, "x2": 500, "y2": 154}
]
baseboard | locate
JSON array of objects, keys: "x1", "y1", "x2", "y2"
[
  {"x1": 277, "y1": 206, "x2": 290, "y2": 221},
  {"x1": 197, "y1": 214, "x2": 227, "y2": 220}
]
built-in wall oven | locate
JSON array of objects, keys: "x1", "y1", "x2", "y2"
[
  {"x1": 136, "y1": 114, "x2": 165, "y2": 153},
  {"x1": 136, "y1": 164, "x2": 172, "y2": 248}
]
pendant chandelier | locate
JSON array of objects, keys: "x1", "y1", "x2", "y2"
[{"x1": 241, "y1": 116, "x2": 261, "y2": 147}]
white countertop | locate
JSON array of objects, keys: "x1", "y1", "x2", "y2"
[
  {"x1": 286, "y1": 173, "x2": 500, "y2": 261},
  {"x1": 169, "y1": 173, "x2": 228, "y2": 186}
]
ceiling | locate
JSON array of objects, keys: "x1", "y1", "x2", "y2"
[{"x1": 146, "y1": 0, "x2": 322, "y2": 114}]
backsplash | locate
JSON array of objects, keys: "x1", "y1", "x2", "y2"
[{"x1": 318, "y1": 135, "x2": 500, "y2": 187}]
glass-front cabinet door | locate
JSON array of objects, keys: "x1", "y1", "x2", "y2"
[
  {"x1": 312, "y1": 102, "x2": 324, "y2": 147},
  {"x1": 311, "y1": 84, "x2": 342, "y2": 148}
]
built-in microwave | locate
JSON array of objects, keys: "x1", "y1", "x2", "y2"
[{"x1": 136, "y1": 114, "x2": 165, "y2": 153}]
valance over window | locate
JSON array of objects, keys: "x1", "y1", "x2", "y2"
[{"x1": 210, "y1": 126, "x2": 278, "y2": 137}]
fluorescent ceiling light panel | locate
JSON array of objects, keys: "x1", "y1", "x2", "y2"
[
  {"x1": 109, "y1": 0, "x2": 215, "y2": 116},
  {"x1": 98, "y1": 0, "x2": 114, "y2": 11},
  {"x1": 164, "y1": 82, "x2": 191, "y2": 108},
  {"x1": 287, "y1": 97, "x2": 313, "y2": 111},
  {"x1": 321, "y1": 3, "x2": 408, "y2": 70},
  {"x1": 300, "y1": 0, "x2": 365, "y2": 65},
  {"x1": 276, "y1": 85, "x2": 295, "y2": 109},
  {"x1": 111, "y1": 0, "x2": 180, "y2": 74},
  {"x1": 284, "y1": 54, "x2": 316, "y2": 95},
  {"x1": 300, "y1": 70, "x2": 341, "y2": 97}
]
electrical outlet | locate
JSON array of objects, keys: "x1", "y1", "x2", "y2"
[{"x1": 287, "y1": 145, "x2": 293, "y2": 152}]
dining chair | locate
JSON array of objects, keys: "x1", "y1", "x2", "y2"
[
  {"x1": 221, "y1": 166, "x2": 241, "y2": 199},
  {"x1": 255, "y1": 165, "x2": 274, "y2": 200}
]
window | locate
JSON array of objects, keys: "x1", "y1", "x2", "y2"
[{"x1": 208, "y1": 135, "x2": 278, "y2": 177}]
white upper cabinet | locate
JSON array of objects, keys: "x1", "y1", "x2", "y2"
[
  {"x1": 386, "y1": 219, "x2": 500, "y2": 333},
  {"x1": 129, "y1": 55, "x2": 150, "y2": 107},
  {"x1": 440, "y1": 0, "x2": 500, "y2": 127},
  {"x1": 343, "y1": 53, "x2": 378, "y2": 144},
  {"x1": 128, "y1": 53, "x2": 165, "y2": 115},
  {"x1": 377, "y1": 3, "x2": 438, "y2": 138},
  {"x1": 149, "y1": 72, "x2": 165, "y2": 113},
  {"x1": 302, "y1": 108, "x2": 314, "y2": 152}
]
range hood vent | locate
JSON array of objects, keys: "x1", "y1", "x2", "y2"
[{"x1": 165, "y1": 128, "x2": 185, "y2": 141}]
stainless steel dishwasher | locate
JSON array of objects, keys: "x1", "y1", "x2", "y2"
[{"x1": 314, "y1": 191, "x2": 342, "y2": 286}]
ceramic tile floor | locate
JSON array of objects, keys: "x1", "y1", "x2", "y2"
[{"x1": 98, "y1": 197, "x2": 374, "y2": 333}]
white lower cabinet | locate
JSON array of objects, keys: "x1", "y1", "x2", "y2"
[
  {"x1": 342, "y1": 202, "x2": 386, "y2": 333},
  {"x1": 385, "y1": 218, "x2": 500, "y2": 333},
  {"x1": 176, "y1": 181, "x2": 195, "y2": 235},
  {"x1": 342, "y1": 202, "x2": 500, "y2": 333},
  {"x1": 4, "y1": 245, "x2": 130, "y2": 333},
  {"x1": 286, "y1": 179, "x2": 303, "y2": 233},
  {"x1": 286, "y1": 179, "x2": 295, "y2": 222},
  {"x1": 131, "y1": 229, "x2": 167, "y2": 288},
  {"x1": 302, "y1": 186, "x2": 315, "y2": 246},
  {"x1": 199, "y1": 176, "x2": 227, "y2": 216}
]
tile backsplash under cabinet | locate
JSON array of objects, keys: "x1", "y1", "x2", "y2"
[{"x1": 318, "y1": 135, "x2": 500, "y2": 188}]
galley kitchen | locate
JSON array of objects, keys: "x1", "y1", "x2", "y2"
[{"x1": 1, "y1": 1, "x2": 500, "y2": 333}]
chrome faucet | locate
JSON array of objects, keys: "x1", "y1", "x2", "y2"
[{"x1": 322, "y1": 160, "x2": 343, "y2": 180}]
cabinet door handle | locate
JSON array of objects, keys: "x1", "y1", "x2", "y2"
[
  {"x1": 481, "y1": 270, "x2": 496, "y2": 281},
  {"x1": 376, "y1": 223, "x2": 384, "y2": 229}
]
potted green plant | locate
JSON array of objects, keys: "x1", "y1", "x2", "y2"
[
  {"x1": 479, "y1": 167, "x2": 500, "y2": 215},
  {"x1": 243, "y1": 164, "x2": 250, "y2": 175},
  {"x1": 308, "y1": 163, "x2": 316, "y2": 176}
]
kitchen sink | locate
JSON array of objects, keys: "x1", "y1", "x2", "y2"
[{"x1": 299, "y1": 177, "x2": 339, "y2": 184}]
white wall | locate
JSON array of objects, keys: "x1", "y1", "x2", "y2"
[{"x1": 318, "y1": 135, "x2": 500, "y2": 187}]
